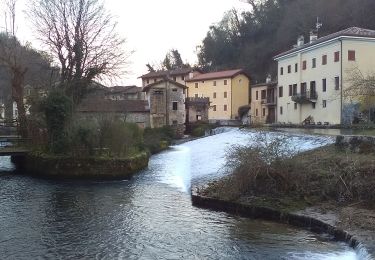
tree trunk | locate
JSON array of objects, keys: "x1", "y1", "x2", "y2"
[{"x1": 11, "y1": 68, "x2": 28, "y2": 138}]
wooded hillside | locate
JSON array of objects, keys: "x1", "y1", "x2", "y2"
[{"x1": 197, "y1": 0, "x2": 375, "y2": 83}]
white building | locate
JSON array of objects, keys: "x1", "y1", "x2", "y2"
[{"x1": 274, "y1": 27, "x2": 375, "y2": 125}]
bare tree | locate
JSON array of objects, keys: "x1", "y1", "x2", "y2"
[
  {"x1": 344, "y1": 67, "x2": 375, "y2": 122},
  {"x1": 28, "y1": 0, "x2": 131, "y2": 103}
]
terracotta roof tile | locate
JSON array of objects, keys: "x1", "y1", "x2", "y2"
[
  {"x1": 142, "y1": 79, "x2": 187, "y2": 92},
  {"x1": 139, "y1": 68, "x2": 196, "y2": 79},
  {"x1": 274, "y1": 27, "x2": 375, "y2": 59},
  {"x1": 186, "y1": 69, "x2": 249, "y2": 82}
]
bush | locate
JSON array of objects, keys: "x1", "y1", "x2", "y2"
[
  {"x1": 190, "y1": 123, "x2": 214, "y2": 137},
  {"x1": 143, "y1": 126, "x2": 174, "y2": 154},
  {"x1": 42, "y1": 91, "x2": 73, "y2": 154}
]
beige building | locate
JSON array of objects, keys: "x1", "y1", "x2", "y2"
[
  {"x1": 274, "y1": 27, "x2": 375, "y2": 125},
  {"x1": 186, "y1": 69, "x2": 250, "y2": 121},
  {"x1": 250, "y1": 80, "x2": 277, "y2": 124},
  {"x1": 140, "y1": 68, "x2": 201, "y2": 87}
]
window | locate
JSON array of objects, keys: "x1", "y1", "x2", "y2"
[
  {"x1": 224, "y1": 92, "x2": 228, "y2": 98},
  {"x1": 322, "y1": 55, "x2": 327, "y2": 65},
  {"x1": 312, "y1": 58, "x2": 316, "y2": 68},
  {"x1": 224, "y1": 80, "x2": 228, "y2": 85},
  {"x1": 256, "y1": 109, "x2": 258, "y2": 116},
  {"x1": 224, "y1": 105, "x2": 227, "y2": 111},
  {"x1": 195, "y1": 83, "x2": 198, "y2": 88},
  {"x1": 289, "y1": 85, "x2": 293, "y2": 96},
  {"x1": 280, "y1": 67, "x2": 284, "y2": 75},
  {"x1": 302, "y1": 60, "x2": 307, "y2": 70},
  {"x1": 279, "y1": 86, "x2": 283, "y2": 98},
  {"x1": 335, "y1": 76, "x2": 340, "y2": 90},
  {"x1": 348, "y1": 50, "x2": 356, "y2": 61},
  {"x1": 256, "y1": 91, "x2": 259, "y2": 100},
  {"x1": 173, "y1": 76, "x2": 176, "y2": 81},
  {"x1": 181, "y1": 76, "x2": 185, "y2": 81},
  {"x1": 172, "y1": 88, "x2": 177, "y2": 92},
  {"x1": 146, "y1": 79, "x2": 150, "y2": 84},
  {"x1": 261, "y1": 90, "x2": 266, "y2": 99},
  {"x1": 280, "y1": 106, "x2": 283, "y2": 115},
  {"x1": 295, "y1": 63, "x2": 298, "y2": 72},
  {"x1": 172, "y1": 120, "x2": 178, "y2": 125},
  {"x1": 293, "y1": 84, "x2": 297, "y2": 95},
  {"x1": 154, "y1": 79, "x2": 157, "y2": 83},
  {"x1": 172, "y1": 102, "x2": 178, "y2": 111},
  {"x1": 334, "y1": 51, "x2": 340, "y2": 62},
  {"x1": 262, "y1": 108, "x2": 266, "y2": 117},
  {"x1": 213, "y1": 92, "x2": 217, "y2": 99},
  {"x1": 288, "y1": 65, "x2": 291, "y2": 73},
  {"x1": 310, "y1": 81, "x2": 316, "y2": 92},
  {"x1": 213, "y1": 105, "x2": 216, "y2": 111},
  {"x1": 195, "y1": 94, "x2": 198, "y2": 98},
  {"x1": 312, "y1": 103, "x2": 316, "y2": 109},
  {"x1": 294, "y1": 103, "x2": 297, "y2": 110},
  {"x1": 323, "y1": 100, "x2": 327, "y2": 108},
  {"x1": 301, "y1": 83, "x2": 307, "y2": 94},
  {"x1": 322, "y1": 79, "x2": 327, "y2": 92},
  {"x1": 213, "y1": 81, "x2": 217, "y2": 86}
]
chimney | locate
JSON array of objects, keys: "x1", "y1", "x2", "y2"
[
  {"x1": 310, "y1": 30, "x2": 318, "y2": 43},
  {"x1": 266, "y1": 74, "x2": 272, "y2": 83},
  {"x1": 297, "y1": 35, "x2": 305, "y2": 47}
]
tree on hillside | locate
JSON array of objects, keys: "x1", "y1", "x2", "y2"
[
  {"x1": 0, "y1": 0, "x2": 53, "y2": 137},
  {"x1": 28, "y1": 0, "x2": 131, "y2": 104},
  {"x1": 162, "y1": 49, "x2": 189, "y2": 70},
  {"x1": 198, "y1": 0, "x2": 375, "y2": 82}
]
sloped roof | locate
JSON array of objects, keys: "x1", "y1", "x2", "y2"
[
  {"x1": 139, "y1": 67, "x2": 197, "y2": 79},
  {"x1": 77, "y1": 98, "x2": 150, "y2": 113},
  {"x1": 108, "y1": 85, "x2": 142, "y2": 94},
  {"x1": 142, "y1": 79, "x2": 187, "y2": 93},
  {"x1": 274, "y1": 27, "x2": 375, "y2": 60},
  {"x1": 186, "y1": 69, "x2": 249, "y2": 82},
  {"x1": 252, "y1": 81, "x2": 278, "y2": 88}
]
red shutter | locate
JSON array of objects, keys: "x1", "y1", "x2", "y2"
[{"x1": 348, "y1": 50, "x2": 356, "y2": 61}]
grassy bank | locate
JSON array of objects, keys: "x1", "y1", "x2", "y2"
[{"x1": 201, "y1": 144, "x2": 375, "y2": 210}]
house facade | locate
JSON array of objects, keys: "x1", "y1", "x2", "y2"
[
  {"x1": 274, "y1": 27, "x2": 375, "y2": 125},
  {"x1": 186, "y1": 69, "x2": 250, "y2": 121},
  {"x1": 250, "y1": 80, "x2": 277, "y2": 124},
  {"x1": 185, "y1": 97, "x2": 210, "y2": 123},
  {"x1": 143, "y1": 79, "x2": 186, "y2": 136}
]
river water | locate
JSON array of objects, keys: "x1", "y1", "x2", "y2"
[{"x1": 0, "y1": 129, "x2": 368, "y2": 259}]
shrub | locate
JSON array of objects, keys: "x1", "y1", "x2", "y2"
[
  {"x1": 42, "y1": 91, "x2": 73, "y2": 154},
  {"x1": 143, "y1": 126, "x2": 174, "y2": 154}
]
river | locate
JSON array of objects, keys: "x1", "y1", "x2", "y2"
[{"x1": 0, "y1": 128, "x2": 368, "y2": 259}]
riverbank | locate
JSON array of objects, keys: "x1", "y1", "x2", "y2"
[{"x1": 193, "y1": 144, "x2": 375, "y2": 257}]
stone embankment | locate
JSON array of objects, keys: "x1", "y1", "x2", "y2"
[
  {"x1": 18, "y1": 152, "x2": 150, "y2": 180},
  {"x1": 192, "y1": 189, "x2": 373, "y2": 259},
  {"x1": 336, "y1": 135, "x2": 375, "y2": 153}
]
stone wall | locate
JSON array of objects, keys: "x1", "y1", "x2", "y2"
[
  {"x1": 336, "y1": 135, "x2": 375, "y2": 153},
  {"x1": 23, "y1": 152, "x2": 149, "y2": 180},
  {"x1": 76, "y1": 112, "x2": 151, "y2": 128}
]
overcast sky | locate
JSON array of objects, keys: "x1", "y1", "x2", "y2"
[{"x1": 5, "y1": 0, "x2": 250, "y2": 86}]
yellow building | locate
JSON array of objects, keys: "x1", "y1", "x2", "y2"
[
  {"x1": 274, "y1": 27, "x2": 375, "y2": 125},
  {"x1": 250, "y1": 80, "x2": 277, "y2": 124},
  {"x1": 186, "y1": 69, "x2": 250, "y2": 121}
]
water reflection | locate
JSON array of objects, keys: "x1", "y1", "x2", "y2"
[{"x1": 0, "y1": 129, "x2": 365, "y2": 259}]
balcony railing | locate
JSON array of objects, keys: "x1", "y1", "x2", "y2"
[
  {"x1": 260, "y1": 97, "x2": 276, "y2": 106},
  {"x1": 291, "y1": 91, "x2": 318, "y2": 104}
]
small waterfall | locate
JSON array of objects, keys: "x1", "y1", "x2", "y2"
[
  {"x1": 205, "y1": 127, "x2": 237, "y2": 136},
  {"x1": 353, "y1": 242, "x2": 373, "y2": 260}
]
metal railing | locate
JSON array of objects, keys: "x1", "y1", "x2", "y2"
[{"x1": 291, "y1": 91, "x2": 318, "y2": 103}]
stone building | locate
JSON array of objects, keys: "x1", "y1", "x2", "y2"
[
  {"x1": 105, "y1": 86, "x2": 145, "y2": 101},
  {"x1": 143, "y1": 79, "x2": 186, "y2": 137},
  {"x1": 185, "y1": 97, "x2": 210, "y2": 123}
]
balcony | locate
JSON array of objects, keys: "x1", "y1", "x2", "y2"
[
  {"x1": 261, "y1": 97, "x2": 276, "y2": 106},
  {"x1": 291, "y1": 91, "x2": 318, "y2": 104}
]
